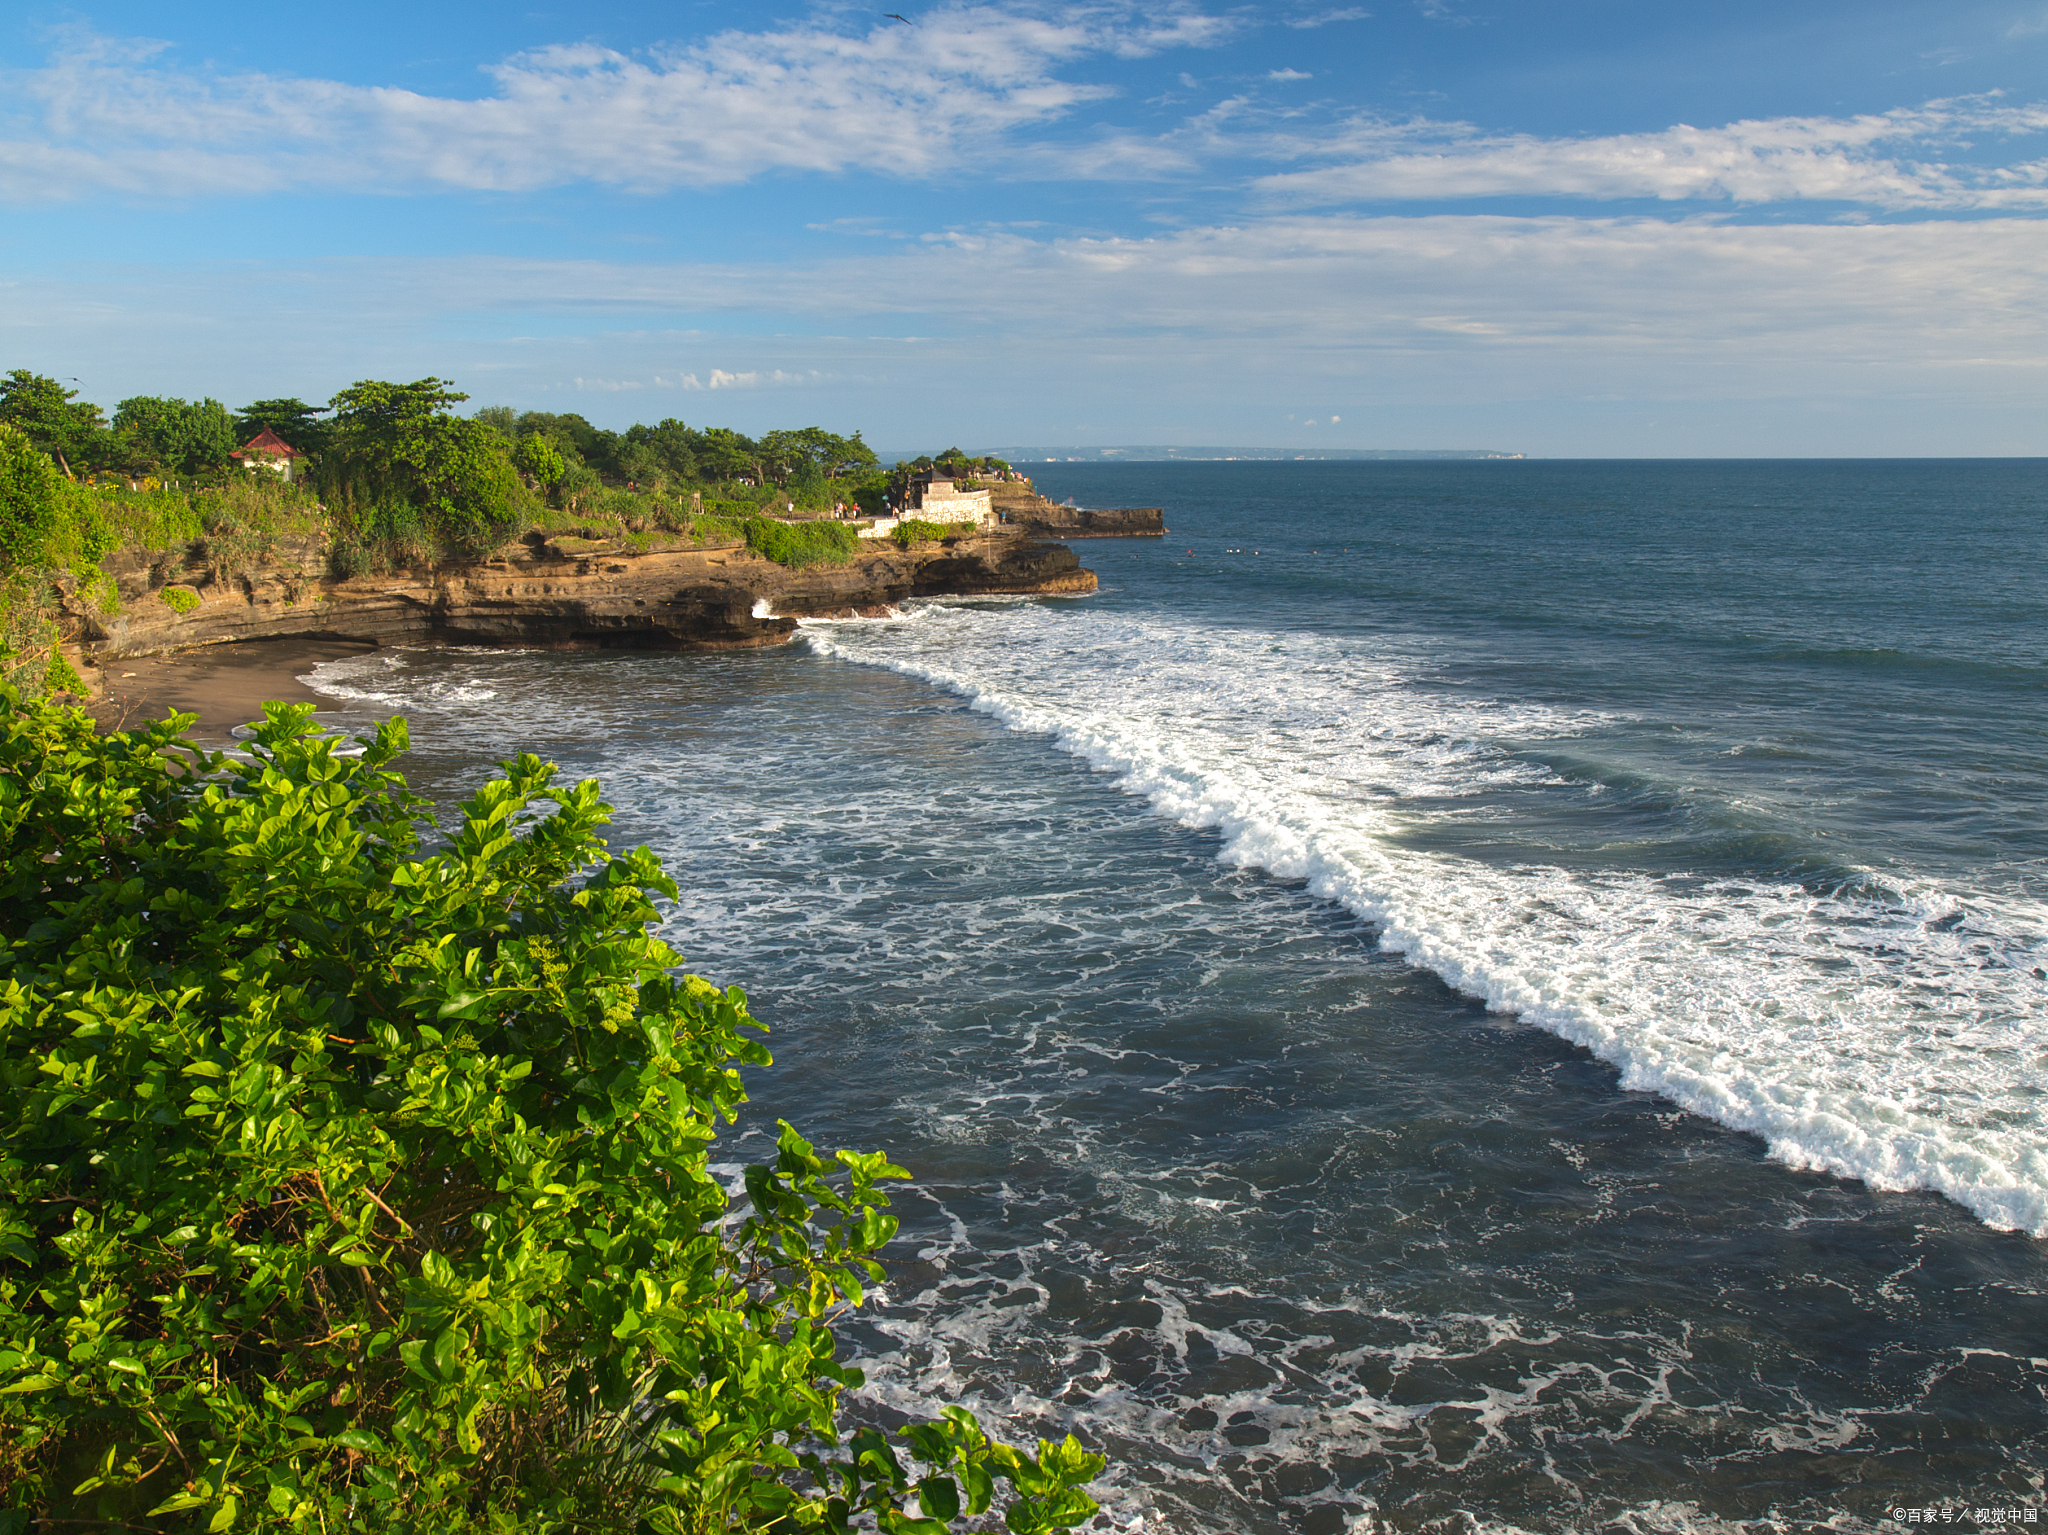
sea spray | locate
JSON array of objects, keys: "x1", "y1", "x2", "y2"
[{"x1": 800, "y1": 600, "x2": 2048, "y2": 1235}]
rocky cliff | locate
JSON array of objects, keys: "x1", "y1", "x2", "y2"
[
  {"x1": 65, "y1": 524, "x2": 1095, "y2": 677},
  {"x1": 988, "y1": 479, "x2": 1166, "y2": 538}
]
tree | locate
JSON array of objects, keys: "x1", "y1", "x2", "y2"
[
  {"x1": 0, "y1": 371, "x2": 110, "y2": 477},
  {"x1": 621, "y1": 419, "x2": 699, "y2": 485},
  {"x1": 514, "y1": 413, "x2": 608, "y2": 468},
  {"x1": 693, "y1": 427, "x2": 759, "y2": 485},
  {"x1": 325, "y1": 380, "x2": 532, "y2": 557},
  {"x1": 0, "y1": 695, "x2": 1105, "y2": 1534},
  {"x1": 112, "y1": 396, "x2": 237, "y2": 479},
  {"x1": 511, "y1": 433, "x2": 566, "y2": 488},
  {"x1": 236, "y1": 398, "x2": 333, "y2": 458},
  {"x1": 472, "y1": 405, "x2": 518, "y2": 443},
  {"x1": 757, "y1": 429, "x2": 878, "y2": 490},
  {"x1": 0, "y1": 424, "x2": 64, "y2": 573}
]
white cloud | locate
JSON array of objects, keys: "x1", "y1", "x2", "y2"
[
  {"x1": 8, "y1": 211, "x2": 2047, "y2": 451},
  {"x1": 18, "y1": 213, "x2": 2046, "y2": 380},
  {"x1": 8, "y1": 18, "x2": 2046, "y2": 221},
  {"x1": 1255, "y1": 96, "x2": 2048, "y2": 209},
  {"x1": 0, "y1": 4, "x2": 1237, "y2": 201},
  {"x1": 1285, "y1": 9, "x2": 1371, "y2": 28}
]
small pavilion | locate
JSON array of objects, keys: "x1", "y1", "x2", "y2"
[{"x1": 230, "y1": 428, "x2": 305, "y2": 480}]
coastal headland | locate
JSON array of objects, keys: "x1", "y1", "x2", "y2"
[
  {"x1": 989, "y1": 478, "x2": 1166, "y2": 537},
  {"x1": 66, "y1": 521, "x2": 1099, "y2": 728}
]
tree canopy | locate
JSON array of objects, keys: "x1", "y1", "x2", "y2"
[
  {"x1": 236, "y1": 398, "x2": 333, "y2": 458},
  {"x1": 111, "y1": 396, "x2": 237, "y2": 479},
  {"x1": 0, "y1": 371, "x2": 109, "y2": 477},
  {"x1": 322, "y1": 379, "x2": 531, "y2": 558}
]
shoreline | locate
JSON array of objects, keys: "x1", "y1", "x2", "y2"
[{"x1": 85, "y1": 636, "x2": 379, "y2": 744}]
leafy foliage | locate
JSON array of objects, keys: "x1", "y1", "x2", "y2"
[
  {"x1": 322, "y1": 380, "x2": 533, "y2": 560},
  {"x1": 512, "y1": 436, "x2": 567, "y2": 488},
  {"x1": 0, "y1": 424, "x2": 65, "y2": 574},
  {"x1": 890, "y1": 520, "x2": 972, "y2": 550},
  {"x1": 111, "y1": 397, "x2": 238, "y2": 480},
  {"x1": 0, "y1": 371, "x2": 110, "y2": 477},
  {"x1": 688, "y1": 514, "x2": 745, "y2": 547},
  {"x1": 756, "y1": 429, "x2": 878, "y2": 488},
  {"x1": 744, "y1": 517, "x2": 858, "y2": 569},
  {"x1": 0, "y1": 696, "x2": 1105, "y2": 1533},
  {"x1": 235, "y1": 399, "x2": 332, "y2": 460},
  {"x1": 0, "y1": 425, "x2": 121, "y2": 692}
]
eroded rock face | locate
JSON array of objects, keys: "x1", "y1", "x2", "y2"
[
  {"x1": 987, "y1": 480, "x2": 1166, "y2": 537},
  {"x1": 71, "y1": 527, "x2": 1096, "y2": 665}
]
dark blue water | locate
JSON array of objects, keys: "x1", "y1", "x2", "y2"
[{"x1": 307, "y1": 461, "x2": 2048, "y2": 1534}]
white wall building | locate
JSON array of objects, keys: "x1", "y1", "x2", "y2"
[{"x1": 911, "y1": 475, "x2": 993, "y2": 525}]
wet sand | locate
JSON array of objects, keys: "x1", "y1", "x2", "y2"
[{"x1": 85, "y1": 638, "x2": 379, "y2": 744}]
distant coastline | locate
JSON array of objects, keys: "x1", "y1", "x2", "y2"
[{"x1": 882, "y1": 445, "x2": 1526, "y2": 464}]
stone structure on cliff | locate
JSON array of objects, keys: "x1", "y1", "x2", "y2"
[
  {"x1": 908, "y1": 473, "x2": 994, "y2": 525},
  {"x1": 986, "y1": 477, "x2": 1166, "y2": 538}
]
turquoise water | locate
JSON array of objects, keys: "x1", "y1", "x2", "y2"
[{"x1": 307, "y1": 461, "x2": 2048, "y2": 1534}]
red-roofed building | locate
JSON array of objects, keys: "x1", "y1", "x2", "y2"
[{"x1": 230, "y1": 428, "x2": 305, "y2": 480}]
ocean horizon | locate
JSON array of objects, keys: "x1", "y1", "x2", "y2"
[{"x1": 302, "y1": 459, "x2": 2048, "y2": 1533}]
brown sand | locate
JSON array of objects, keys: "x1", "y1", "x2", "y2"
[{"x1": 84, "y1": 638, "x2": 381, "y2": 744}]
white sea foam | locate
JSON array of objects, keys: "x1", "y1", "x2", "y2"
[
  {"x1": 802, "y1": 601, "x2": 2048, "y2": 1236},
  {"x1": 301, "y1": 648, "x2": 501, "y2": 710}
]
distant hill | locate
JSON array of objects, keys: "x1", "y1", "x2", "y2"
[{"x1": 877, "y1": 446, "x2": 1525, "y2": 464}]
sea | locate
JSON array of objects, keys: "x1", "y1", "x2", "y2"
[{"x1": 299, "y1": 461, "x2": 2048, "y2": 1534}]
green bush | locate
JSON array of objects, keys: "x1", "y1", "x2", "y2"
[
  {"x1": 0, "y1": 428, "x2": 122, "y2": 693},
  {"x1": 890, "y1": 520, "x2": 971, "y2": 550},
  {"x1": 0, "y1": 424, "x2": 64, "y2": 574},
  {"x1": 743, "y1": 517, "x2": 857, "y2": 569},
  {"x1": 0, "y1": 696, "x2": 1105, "y2": 1533},
  {"x1": 91, "y1": 487, "x2": 205, "y2": 552},
  {"x1": 321, "y1": 380, "x2": 535, "y2": 560},
  {"x1": 158, "y1": 586, "x2": 199, "y2": 613},
  {"x1": 687, "y1": 515, "x2": 744, "y2": 547}
]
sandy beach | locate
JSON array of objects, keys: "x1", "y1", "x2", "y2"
[{"x1": 84, "y1": 637, "x2": 379, "y2": 744}]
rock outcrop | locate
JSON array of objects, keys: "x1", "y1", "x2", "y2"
[
  {"x1": 68, "y1": 525, "x2": 1096, "y2": 670},
  {"x1": 988, "y1": 479, "x2": 1166, "y2": 537}
]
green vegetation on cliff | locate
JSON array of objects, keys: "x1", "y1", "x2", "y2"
[
  {"x1": 0, "y1": 691, "x2": 1105, "y2": 1533},
  {"x1": 0, "y1": 367, "x2": 941, "y2": 691},
  {"x1": 743, "y1": 516, "x2": 858, "y2": 569},
  {"x1": 890, "y1": 520, "x2": 974, "y2": 550}
]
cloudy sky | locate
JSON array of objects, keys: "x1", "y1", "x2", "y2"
[{"x1": 3, "y1": 0, "x2": 2045, "y2": 454}]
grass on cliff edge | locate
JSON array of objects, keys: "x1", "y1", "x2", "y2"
[{"x1": 0, "y1": 689, "x2": 1106, "y2": 1534}]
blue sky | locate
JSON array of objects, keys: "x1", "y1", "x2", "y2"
[{"x1": 3, "y1": 1, "x2": 2045, "y2": 454}]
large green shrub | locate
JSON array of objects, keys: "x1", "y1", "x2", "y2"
[
  {"x1": 743, "y1": 518, "x2": 857, "y2": 570},
  {"x1": 0, "y1": 424, "x2": 63, "y2": 574},
  {"x1": 111, "y1": 397, "x2": 238, "y2": 480},
  {"x1": 890, "y1": 521, "x2": 971, "y2": 550},
  {"x1": 0, "y1": 427, "x2": 120, "y2": 694},
  {"x1": 0, "y1": 697, "x2": 1103, "y2": 1533},
  {"x1": 322, "y1": 381, "x2": 534, "y2": 560}
]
